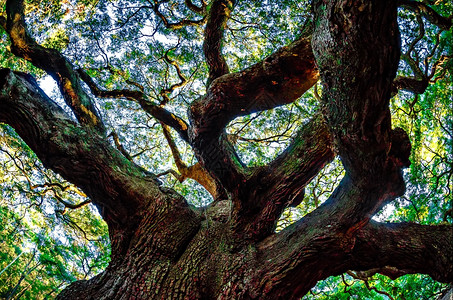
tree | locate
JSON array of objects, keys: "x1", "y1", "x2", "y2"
[{"x1": 0, "y1": 0, "x2": 452, "y2": 298}]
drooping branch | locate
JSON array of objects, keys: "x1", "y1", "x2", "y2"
[
  {"x1": 203, "y1": 0, "x2": 235, "y2": 87},
  {"x1": 77, "y1": 69, "x2": 190, "y2": 142},
  {"x1": 2, "y1": 0, "x2": 105, "y2": 133}
]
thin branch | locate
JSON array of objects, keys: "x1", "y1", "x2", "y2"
[
  {"x1": 160, "y1": 49, "x2": 188, "y2": 105},
  {"x1": 152, "y1": 1, "x2": 206, "y2": 30},
  {"x1": 108, "y1": 130, "x2": 133, "y2": 161},
  {"x1": 54, "y1": 194, "x2": 92, "y2": 214}
]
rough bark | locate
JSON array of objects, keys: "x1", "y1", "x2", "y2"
[
  {"x1": 203, "y1": 0, "x2": 235, "y2": 87},
  {"x1": 0, "y1": 0, "x2": 452, "y2": 299}
]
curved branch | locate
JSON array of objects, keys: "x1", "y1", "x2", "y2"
[
  {"x1": 188, "y1": 32, "x2": 318, "y2": 192},
  {"x1": 160, "y1": 50, "x2": 188, "y2": 105},
  {"x1": 203, "y1": 0, "x2": 235, "y2": 87},
  {"x1": 153, "y1": 1, "x2": 206, "y2": 30},
  {"x1": 161, "y1": 124, "x2": 218, "y2": 199},
  {"x1": 190, "y1": 34, "x2": 318, "y2": 141},
  {"x1": 3, "y1": 0, "x2": 105, "y2": 133},
  {"x1": 77, "y1": 69, "x2": 190, "y2": 142},
  {"x1": 399, "y1": 0, "x2": 452, "y2": 31}
]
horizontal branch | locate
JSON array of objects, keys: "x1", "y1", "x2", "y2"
[{"x1": 352, "y1": 221, "x2": 453, "y2": 283}]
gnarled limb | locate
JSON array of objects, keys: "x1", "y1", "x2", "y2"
[
  {"x1": 161, "y1": 124, "x2": 218, "y2": 199},
  {"x1": 312, "y1": 0, "x2": 401, "y2": 180},
  {"x1": 2, "y1": 0, "x2": 105, "y2": 133},
  {"x1": 0, "y1": 69, "x2": 200, "y2": 262},
  {"x1": 203, "y1": 0, "x2": 235, "y2": 87},
  {"x1": 231, "y1": 113, "x2": 335, "y2": 240},
  {"x1": 189, "y1": 32, "x2": 319, "y2": 193}
]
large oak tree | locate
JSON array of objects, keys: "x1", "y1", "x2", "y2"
[{"x1": 0, "y1": 0, "x2": 452, "y2": 299}]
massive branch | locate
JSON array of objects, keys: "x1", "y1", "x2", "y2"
[
  {"x1": 232, "y1": 113, "x2": 335, "y2": 240},
  {"x1": 238, "y1": 1, "x2": 442, "y2": 298},
  {"x1": 2, "y1": 0, "x2": 105, "y2": 133},
  {"x1": 255, "y1": 209, "x2": 453, "y2": 299},
  {"x1": 0, "y1": 69, "x2": 200, "y2": 261},
  {"x1": 189, "y1": 33, "x2": 319, "y2": 193}
]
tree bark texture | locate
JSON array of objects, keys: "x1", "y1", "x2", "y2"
[{"x1": 0, "y1": 0, "x2": 452, "y2": 299}]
